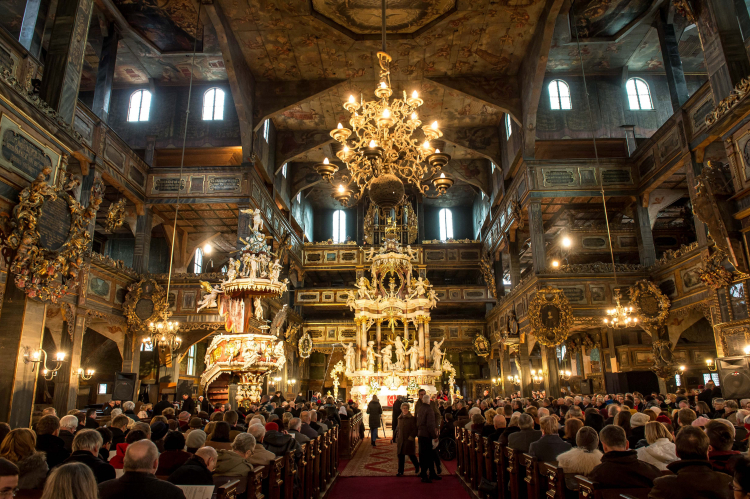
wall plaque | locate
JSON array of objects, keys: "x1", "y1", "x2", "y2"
[
  {"x1": 208, "y1": 176, "x2": 241, "y2": 192},
  {"x1": 135, "y1": 298, "x2": 154, "y2": 320},
  {"x1": 153, "y1": 177, "x2": 186, "y2": 193},
  {"x1": 601, "y1": 169, "x2": 632, "y2": 184},
  {"x1": 129, "y1": 167, "x2": 145, "y2": 187},
  {"x1": 2, "y1": 129, "x2": 53, "y2": 180},
  {"x1": 542, "y1": 169, "x2": 575, "y2": 187},
  {"x1": 38, "y1": 197, "x2": 72, "y2": 252}
]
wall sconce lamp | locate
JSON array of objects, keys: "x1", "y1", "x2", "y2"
[
  {"x1": 560, "y1": 369, "x2": 572, "y2": 381},
  {"x1": 706, "y1": 358, "x2": 717, "y2": 372},
  {"x1": 530, "y1": 369, "x2": 544, "y2": 385},
  {"x1": 507, "y1": 375, "x2": 521, "y2": 386},
  {"x1": 24, "y1": 348, "x2": 66, "y2": 379},
  {"x1": 77, "y1": 368, "x2": 95, "y2": 381},
  {"x1": 287, "y1": 378, "x2": 297, "y2": 386}
]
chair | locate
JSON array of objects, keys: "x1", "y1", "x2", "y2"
[{"x1": 574, "y1": 476, "x2": 651, "y2": 499}]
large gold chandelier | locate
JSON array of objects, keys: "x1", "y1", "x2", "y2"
[{"x1": 319, "y1": 1, "x2": 453, "y2": 208}]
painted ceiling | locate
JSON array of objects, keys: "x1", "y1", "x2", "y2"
[
  {"x1": 310, "y1": 0, "x2": 456, "y2": 34},
  {"x1": 113, "y1": 0, "x2": 204, "y2": 53}
]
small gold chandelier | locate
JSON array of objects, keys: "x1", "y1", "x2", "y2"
[
  {"x1": 603, "y1": 290, "x2": 638, "y2": 328},
  {"x1": 144, "y1": 312, "x2": 182, "y2": 353},
  {"x1": 325, "y1": 0, "x2": 451, "y2": 206}
]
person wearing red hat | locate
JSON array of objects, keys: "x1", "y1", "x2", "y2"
[{"x1": 262, "y1": 422, "x2": 300, "y2": 458}]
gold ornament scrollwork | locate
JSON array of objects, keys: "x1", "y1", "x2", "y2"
[
  {"x1": 123, "y1": 278, "x2": 170, "y2": 334},
  {"x1": 1, "y1": 168, "x2": 103, "y2": 302},
  {"x1": 105, "y1": 198, "x2": 127, "y2": 233},
  {"x1": 629, "y1": 280, "x2": 671, "y2": 330},
  {"x1": 528, "y1": 287, "x2": 574, "y2": 347}
]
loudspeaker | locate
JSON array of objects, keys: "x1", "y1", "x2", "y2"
[
  {"x1": 717, "y1": 356, "x2": 750, "y2": 399},
  {"x1": 112, "y1": 372, "x2": 138, "y2": 401},
  {"x1": 580, "y1": 379, "x2": 592, "y2": 395}
]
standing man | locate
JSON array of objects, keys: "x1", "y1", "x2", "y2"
[
  {"x1": 392, "y1": 396, "x2": 403, "y2": 444},
  {"x1": 199, "y1": 395, "x2": 213, "y2": 414},
  {"x1": 367, "y1": 396, "x2": 383, "y2": 447},
  {"x1": 180, "y1": 394, "x2": 196, "y2": 415},
  {"x1": 416, "y1": 394, "x2": 440, "y2": 483}
]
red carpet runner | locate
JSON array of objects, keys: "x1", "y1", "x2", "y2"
[{"x1": 328, "y1": 438, "x2": 471, "y2": 499}]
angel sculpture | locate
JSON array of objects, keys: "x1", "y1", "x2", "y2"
[
  {"x1": 431, "y1": 338, "x2": 445, "y2": 371},
  {"x1": 406, "y1": 343, "x2": 420, "y2": 371},
  {"x1": 405, "y1": 245, "x2": 418, "y2": 259},
  {"x1": 408, "y1": 277, "x2": 427, "y2": 299},
  {"x1": 270, "y1": 258, "x2": 282, "y2": 282},
  {"x1": 365, "y1": 247, "x2": 375, "y2": 260},
  {"x1": 381, "y1": 344, "x2": 394, "y2": 371},
  {"x1": 240, "y1": 208, "x2": 264, "y2": 233},
  {"x1": 365, "y1": 341, "x2": 380, "y2": 372},
  {"x1": 355, "y1": 276, "x2": 373, "y2": 300},
  {"x1": 269, "y1": 304, "x2": 289, "y2": 337},
  {"x1": 225, "y1": 258, "x2": 238, "y2": 282},
  {"x1": 394, "y1": 336, "x2": 406, "y2": 370},
  {"x1": 254, "y1": 297, "x2": 264, "y2": 321},
  {"x1": 427, "y1": 287, "x2": 440, "y2": 308},
  {"x1": 197, "y1": 281, "x2": 223, "y2": 312},
  {"x1": 273, "y1": 341, "x2": 286, "y2": 368},
  {"x1": 340, "y1": 342, "x2": 356, "y2": 372}
]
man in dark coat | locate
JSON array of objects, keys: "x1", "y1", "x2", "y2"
[
  {"x1": 198, "y1": 396, "x2": 213, "y2": 414},
  {"x1": 270, "y1": 391, "x2": 285, "y2": 405},
  {"x1": 101, "y1": 401, "x2": 117, "y2": 416},
  {"x1": 698, "y1": 381, "x2": 721, "y2": 405},
  {"x1": 153, "y1": 395, "x2": 173, "y2": 417},
  {"x1": 366, "y1": 396, "x2": 382, "y2": 446},
  {"x1": 650, "y1": 426, "x2": 733, "y2": 499},
  {"x1": 395, "y1": 402, "x2": 419, "y2": 476},
  {"x1": 167, "y1": 447, "x2": 217, "y2": 485},
  {"x1": 35, "y1": 415, "x2": 71, "y2": 470},
  {"x1": 262, "y1": 422, "x2": 301, "y2": 458},
  {"x1": 85, "y1": 408, "x2": 100, "y2": 429},
  {"x1": 529, "y1": 416, "x2": 571, "y2": 462},
  {"x1": 64, "y1": 430, "x2": 116, "y2": 484},
  {"x1": 416, "y1": 394, "x2": 439, "y2": 483},
  {"x1": 706, "y1": 420, "x2": 743, "y2": 474},
  {"x1": 99, "y1": 440, "x2": 186, "y2": 499},
  {"x1": 180, "y1": 394, "x2": 196, "y2": 415},
  {"x1": 588, "y1": 425, "x2": 660, "y2": 489},
  {"x1": 507, "y1": 414, "x2": 542, "y2": 452},
  {"x1": 391, "y1": 396, "x2": 403, "y2": 444}
]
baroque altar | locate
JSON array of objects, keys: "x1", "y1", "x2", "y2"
[
  {"x1": 341, "y1": 222, "x2": 454, "y2": 406},
  {"x1": 199, "y1": 209, "x2": 290, "y2": 404}
]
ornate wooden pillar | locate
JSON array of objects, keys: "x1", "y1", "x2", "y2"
[
  {"x1": 633, "y1": 204, "x2": 656, "y2": 267},
  {"x1": 528, "y1": 201, "x2": 546, "y2": 274},
  {"x1": 542, "y1": 345, "x2": 560, "y2": 398},
  {"x1": 417, "y1": 320, "x2": 425, "y2": 368},
  {"x1": 655, "y1": 10, "x2": 689, "y2": 113}
]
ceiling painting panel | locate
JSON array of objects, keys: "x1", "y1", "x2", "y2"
[{"x1": 113, "y1": 0, "x2": 203, "y2": 53}]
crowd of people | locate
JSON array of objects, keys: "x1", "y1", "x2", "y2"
[{"x1": 0, "y1": 391, "x2": 353, "y2": 499}]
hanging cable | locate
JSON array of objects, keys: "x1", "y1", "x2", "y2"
[
  {"x1": 572, "y1": 0, "x2": 619, "y2": 286},
  {"x1": 381, "y1": 0, "x2": 386, "y2": 52},
  {"x1": 165, "y1": 3, "x2": 202, "y2": 303}
]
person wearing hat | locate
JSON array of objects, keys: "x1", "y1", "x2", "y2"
[
  {"x1": 185, "y1": 430, "x2": 207, "y2": 454},
  {"x1": 557, "y1": 426, "x2": 603, "y2": 490},
  {"x1": 629, "y1": 412, "x2": 650, "y2": 448},
  {"x1": 262, "y1": 422, "x2": 300, "y2": 458},
  {"x1": 636, "y1": 421, "x2": 678, "y2": 471},
  {"x1": 656, "y1": 414, "x2": 672, "y2": 425},
  {"x1": 149, "y1": 422, "x2": 168, "y2": 453}
]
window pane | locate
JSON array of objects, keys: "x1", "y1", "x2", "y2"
[
  {"x1": 558, "y1": 81, "x2": 570, "y2": 98},
  {"x1": 550, "y1": 97, "x2": 560, "y2": 110},
  {"x1": 626, "y1": 79, "x2": 640, "y2": 110},
  {"x1": 194, "y1": 248, "x2": 203, "y2": 273},
  {"x1": 203, "y1": 89, "x2": 215, "y2": 120},
  {"x1": 731, "y1": 283, "x2": 748, "y2": 320},
  {"x1": 505, "y1": 114, "x2": 512, "y2": 138},
  {"x1": 214, "y1": 89, "x2": 225, "y2": 120},
  {"x1": 333, "y1": 210, "x2": 346, "y2": 243},
  {"x1": 549, "y1": 81, "x2": 559, "y2": 98},
  {"x1": 560, "y1": 96, "x2": 572, "y2": 110},
  {"x1": 439, "y1": 209, "x2": 446, "y2": 240},
  {"x1": 139, "y1": 91, "x2": 151, "y2": 121},
  {"x1": 127, "y1": 91, "x2": 142, "y2": 122},
  {"x1": 446, "y1": 208, "x2": 453, "y2": 239}
]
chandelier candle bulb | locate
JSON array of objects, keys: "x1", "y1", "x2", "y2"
[{"x1": 314, "y1": 156, "x2": 338, "y2": 183}]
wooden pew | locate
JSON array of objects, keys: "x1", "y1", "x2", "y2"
[
  {"x1": 505, "y1": 446, "x2": 526, "y2": 499},
  {"x1": 540, "y1": 462, "x2": 567, "y2": 499},
  {"x1": 473, "y1": 433, "x2": 485, "y2": 493},
  {"x1": 312, "y1": 437, "x2": 321, "y2": 498},
  {"x1": 331, "y1": 426, "x2": 339, "y2": 478},
  {"x1": 282, "y1": 449, "x2": 296, "y2": 499},
  {"x1": 268, "y1": 455, "x2": 285, "y2": 499},
  {"x1": 320, "y1": 431, "x2": 329, "y2": 491},
  {"x1": 521, "y1": 454, "x2": 538, "y2": 499},
  {"x1": 249, "y1": 467, "x2": 264, "y2": 499},
  {"x1": 482, "y1": 436, "x2": 494, "y2": 497},
  {"x1": 493, "y1": 442, "x2": 508, "y2": 499},
  {"x1": 574, "y1": 476, "x2": 650, "y2": 499},
  {"x1": 215, "y1": 478, "x2": 240, "y2": 499},
  {"x1": 467, "y1": 430, "x2": 478, "y2": 489},
  {"x1": 455, "y1": 426, "x2": 464, "y2": 477}
]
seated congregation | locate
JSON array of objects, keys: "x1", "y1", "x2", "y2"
[
  {"x1": 446, "y1": 387, "x2": 750, "y2": 499},
  {"x1": 0, "y1": 396, "x2": 361, "y2": 499}
]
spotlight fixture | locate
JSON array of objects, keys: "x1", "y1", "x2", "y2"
[{"x1": 203, "y1": 243, "x2": 213, "y2": 254}]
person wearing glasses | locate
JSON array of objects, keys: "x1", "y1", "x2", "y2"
[
  {"x1": 0, "y1": 458, "x2": 18, "y2": 499},
  {"x1": 732, "y1": 457, "x2": 750, "y2": 499}
]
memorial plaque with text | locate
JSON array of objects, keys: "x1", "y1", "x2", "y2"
[
  {"x1": 543, "y1": 169, "x2": 575, "y2": 186},
  {"x1": 2, "y1": 130, "x2": 53, "y2": 180},
  {"x1": 153, "y1": 178, "x2": 186, "y2": 193},
  {"x1": 38, "y1": 197, "x2": 72, "y2": 252},
  {"x1": 208, "y1": 176, "x2": 241, "y2": 192}
]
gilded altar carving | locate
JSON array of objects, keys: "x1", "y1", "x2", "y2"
[
  {"x1": 479, "y1": 249, "x2": 497, "y2": 299},
  {"x1": 629, "y1": 280, "x2": 671, "y2": 330},
  {"x1": 672, "y1": 0, "x2": 695, "y2": 23},
  {"x1": 123, "y1": 278, "x2": 169, "y2": 334},
  {"x1": 528, "y1": 287, "x2": 574, "y2": 347},
  {"x1": 105, "y1": 198, "x2": 127, "y2": 233},
  {"x1": 705, "y1": 77, "x2": 750, "y2": 128},
  {"x1": 1, "y1": 168, "x2": 103, "y2": 302},
  {"x1": 698, "y1": 248, "x2": 735, "y2": 289},
  {"x1": 363, "y1": 200, "x2": 418, "y2": 246}
]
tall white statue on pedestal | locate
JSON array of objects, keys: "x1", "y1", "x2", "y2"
[
  {"x1": 381, "y1": 344, "x2": 393, "y2": 371},
  {"x1": 406, "y1": 343, "x2": 420, "y2": 371},
  {"x1": 431, "y1": 338, "x2": 445, "y2": 372},
  {"x1": 365, "y1": 341, "x2": 380, "y2": 372},
  {"x1": 340, "y1": 342, "x2": 356, "y2": 373},
  {"x1": 394, "y1": 336, "x2": 406, "y2": 370}
]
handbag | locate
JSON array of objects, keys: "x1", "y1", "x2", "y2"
[{"x1": 478, "y1": 478, "x2": 497, "y2": 493}]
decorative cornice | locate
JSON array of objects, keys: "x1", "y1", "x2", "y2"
[
  {"x1": 705, "y1": 77, "x2": 750, "y2": 128},
  {"x1": 548, "y1": 262, "x2": 644, "y2": 274},
  {"x1": 649, "y1": 242, "x2": 700, "y2": 270},
  {"x1": 91, "y1": 252, "x2": 140, "y2": 279}
]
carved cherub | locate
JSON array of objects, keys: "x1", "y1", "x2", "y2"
[
  {"x1": 408, "y1": 277, "x2": 427, "y2": 299},
  {"x1": 355, "y1": 276, "x2": 373, "y2": 300},
  {"x1": 197, "y1": 281, "x2": 223, "y2": 312},
  {"x1": 240, "y1": 208, "x2": 264, "y2": 233}
]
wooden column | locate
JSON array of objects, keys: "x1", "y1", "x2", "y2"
[
  {"x1": 144, "y1": 136, "x2": 157, "y2": 167},
  {"x1": 424, "y1": 321, "x2": 431, "y2": 366},
  {"x1": 19, "y1": 0, "x2": 49, "y2": 58},
  {"x1": 39, "y1": 0, "x2": 94, "y2": 124},
  {"x1": 403, "y1": 319, "x2": 409, "y2": 343},
  {"x1": 686, "y1": 155, "x2": 708, "y2": 246},
  {"x1": 494, "y1": 254, "x2": 505, "y2": 298},
  {"x1": 655, "y1": 10, "x2": 689, "y2": 113},
  {"x1": 542, "y1": 345, "x2": 560, "y2": 398},
  {"x1": 633, "y1": 204, "x2": 656, "y2": 267},
  {"x1": 528, "y1": 201, "x2": 546, "y2": 274},
  {"x1": 0, "y1": 282, "x2": 47, "y2": 428},
  {"x1": 501, "y1": 346, "x2": 513, "y2": 397},
  {"x1": 64, "y1": 314, "x2": 86, "y2": 410},
  {"x1": 52, "y1": 321, "x2": 73, "y2": 416},
  {"x1": 518, "y1": 340, "x2": 532, "y2": 398},
  {"x1": 133, "y1": 210, "x2": 153, "y2": 274},
  {"x1": 417, "y1": 321, "x2": 425, "y2": 368},
  {"x1": 507, "y1": 235, "x2": 521, "y2": 289},
  {"x1": 91, "y1": 24, "x2": 120, "y2": 123}
]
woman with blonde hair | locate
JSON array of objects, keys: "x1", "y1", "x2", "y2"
[
  {"x1": 0, "y1": 428, "x2": 48, "y2": 490},
  {"x1": 40, "y1": 462, "x2": 97, "y2": 499},
  {"x1": 636, "y1": 421, "x2": 677, "y2": 470}
]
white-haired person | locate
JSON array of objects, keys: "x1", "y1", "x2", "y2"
[{"x1": 62, "y1": 429, "x2": 115, "y2": 483}]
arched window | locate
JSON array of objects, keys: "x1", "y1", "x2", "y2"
[
  {"x1": 202, "y1": 87, "x2": 225, "y2": 121},
  {"x1": 193, "y1": 247, "x2": 203, "y2": 273},
  {"x1": 626, "y1": 78, "x2": 654, "y2": 110},
  {"x1": 127, "y1": 89, "x2": 152, "y2": 122},
  {"x1": 548, "y1": 79, "x2": 572, "y2": 110},
  {"x1": 186, "y1": 344, "x2": 197, "y2": 376},
  {"x1": 439, "y1": 208, "x2": 453, "y2": 241},
  {"x1": 505, "y1": 114, "x2": 512, "y2": 139},
  {"x1": 333, "y1": 209, "x2": 346, "y2": 243}
]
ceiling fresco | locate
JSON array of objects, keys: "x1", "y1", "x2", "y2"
[
  {"x1": 113, "y1": 0, "x2": 204, "y2": 53},
  {"x1": 570, "y1": 0, "x2": 653, "y2": 38},
  {"x1": 0, "y1": 0, "x2": 26, "y2": 39},
  {"x1": 310, "y1": 0, "x2": 455, "y2": 34}
]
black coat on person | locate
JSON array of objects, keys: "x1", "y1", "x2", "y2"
[
  {"x1": 35, "y1": 433, "x2": 70, "y2": 470},
  {"x1": 587, "y1": 450, "x2": 661, "y2": 489},
  {"x1": 392, "y1": 399, "x2": 403, "y2": 434},
  {"x1": 649, "y1": 460, "x2": 732, "y2": 499},
  {"x1": 99, "y1": 472, "x2": 186, "y2": 499},
  {"x1": 200, "y1": 398, "x2": 213, "y2": 413},
  {"x1": 180, "y1": 397, "x2": 196, "y2": 415},
  {"x1": 153, "y1": 399, "x2": 174, "y2": 417},
  {"x1": 167, "y1": 456, "x2": 214, "y2": 486},
  {"x1": 366, "y1": 400, "x2": 382, "y2": 430},
  {"x1": 63, "y1": 450, "x2": 117, "y2": 484},
  {"x1": 110, "y1": 427, "x2": 126, "y2": 446},
  {"x1": 396, "y1": 412, "x2": 418, "y2": 455}
]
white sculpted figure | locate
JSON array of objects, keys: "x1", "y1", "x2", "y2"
[
  {"x1": 365, "y1": 247, "x2": 375, "y2": 260},
  {"x1": 365, "y1": 341, "x2": 380, "y2": 372},
  {"x1": 240, "y1": 208, "x2": 264, "y2": 233},
  {"x1": 409, "y1": 277, "x2": 427, "y2": 299},
  {"x1": 340, "y1": 342, "x2": 356, "y2": 372},
  {"x1": 273, "y1": 341, "x2": 286, "y2": 367},
  {"x1": 405, "y1": 245, "x2": 418, "y2": 259},
  {"x1": 254, "y1": 297, "x2": 263, "y2": 321},
  {"x1": 380, "y1": 344, "x2": 393, "y2": 371},
  {"x1": 249, "y1": 254, "x2": 259, "y2": 278},
  {"x1": 355, "y1": 276, "x2": 373, "y2": 300},
  {"x1": 197, "y1": 281, "x2": 222, "y2": 312},
  {"x1": 427, "y1": 287, "x2": 439, "y2": 308},
  {"x1": 270, "y1": 258, "x2": 282, "y2": 282},
  {"x1": 225, "y1": 258, "x2": 238, "y2": 282},
  {"x1": 406, "y1": 343, "x2": 420, "y2": 371},
  {"x1": 431, "y1": 338, "x2": 445, "y2": 371},
  {"x1": 394, "y1": 336, "x2": 406, "y2": 370}
]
